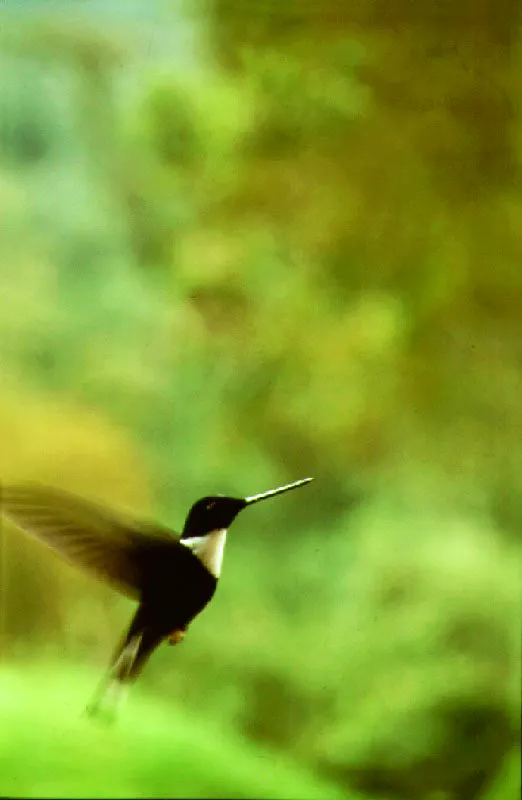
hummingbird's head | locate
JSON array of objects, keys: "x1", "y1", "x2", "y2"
[
  {"x1": 181, "y1": 477, "x2": 314, "y2": 540},
  {"x1": 181, "y1": 495, "x2": 246, "y2": 539}
]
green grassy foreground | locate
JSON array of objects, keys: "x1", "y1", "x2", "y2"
[{"x1": 0, "y1": 659, "x2": 350, "y2": 799}]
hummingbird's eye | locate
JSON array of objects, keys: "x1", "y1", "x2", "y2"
[{"x1": 206, "y1": 500, "x2": 216, "y2": 511}]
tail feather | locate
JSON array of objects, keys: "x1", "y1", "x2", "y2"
[
  {"x1": 85, "y1": 633, "x2": 142, "y2": 722},
  {"x1": 83, "y1": 606, "x2": 166, "y2": 723}
]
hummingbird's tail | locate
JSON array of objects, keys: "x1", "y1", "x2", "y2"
[
  {"x1": 84, "y1": 632, "x2": 143, "y2": 723},
  {"x1": 84, "y1": 615, "x2": 166, "y2": 723},
  {"x1": 84, "y1": 604, "x2": 166, "y2": 723}
]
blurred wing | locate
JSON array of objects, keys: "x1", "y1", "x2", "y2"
[{"x1": 0, "y1": 483, "x2": 178, "y2": 600}]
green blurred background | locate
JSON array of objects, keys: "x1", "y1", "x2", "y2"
[{"x1": 0, "y1": 0, "x2": 520, "y2": 797}]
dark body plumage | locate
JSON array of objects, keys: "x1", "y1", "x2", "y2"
[
  {"x1": 109, "y1": 538, "x2": 218, "y2": 679},
  {"x1": 0, "y1": 477, "x2": 313, "y2": 718}
]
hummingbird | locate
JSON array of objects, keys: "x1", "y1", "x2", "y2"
[{"x1": 0, "y1": 477, "x2": 313, "y2": 719}]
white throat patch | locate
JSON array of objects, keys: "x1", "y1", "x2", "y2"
[{"x1": 181, "y1": 528, "x2": 228, "y2": 578}]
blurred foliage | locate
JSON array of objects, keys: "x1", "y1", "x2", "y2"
[
  {"x1": 0, "y1": 0, "x2": 520, "y2": 798},
  {"x1": 0, "y1": 661, "x2": 348, "y2": 799}
]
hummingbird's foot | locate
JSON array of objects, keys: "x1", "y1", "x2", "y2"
[{"x1": 167, "y1": 628, "x2": 186, "y2": 645}]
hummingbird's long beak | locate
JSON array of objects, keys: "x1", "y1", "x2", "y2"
[{"x1": 244, "y1": 477, "x2": 314, "y2": 505}]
